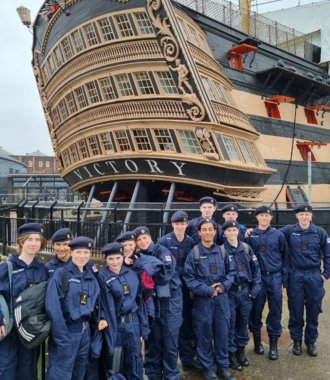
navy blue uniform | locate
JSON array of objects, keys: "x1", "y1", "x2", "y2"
[
  {"x1": 247, "y1": 226, "x2": 289, "y2": 337},
  {"x1": 0, "y1": 255, "x2": 47, "y2": 380},
  {"x1": 280, "y1": 223, "x2": 330, "y2": 344},
  {"x1": 157, "y1": 232, "x2": 196, "y2": 366},
  {"x1": 45, "y1": 260, "x2": 100, "y2": 380},
  {"x1": 139, "y1": 243, "x2": 181, "y2": 380},
  {"x1": 186, "y1": 217, "x2": 222, "y2": 245},
  {"x1": 98, "y1": 265, "x2": 148, "y2": 380},
  {"x1": 224, "y1": 241, "x2": 261, "y2": 353},
  {"x1": 183, "y1": 243, "x2": 235, "y2": 371},
  {"x1": 45, "y1": 257, "x2": 68, "y2": 278}
]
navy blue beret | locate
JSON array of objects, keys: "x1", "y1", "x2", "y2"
[
  {"x1": 52, "y1": 228, "x2": 73, "y2": 242},
  {"x1": 199, "y1": 196, "x2": 217, "y2": 207},
  {"x1": 133, "y1": 226, "x2": 151, "y2": 238},
  {"x1": 101, "y1": 242, "x2": 124, "y2": 256},
  {"x1": 171, "y1": 210, "x2": 188, "y2": 223},
  {"x1": 294, "y1": 204, "x2": 313, "y2": 213},
  {"x1": 221, "y1": 204, "x2": 238, "y2": 214},
  {"x1": 68, "y1": 236, "x2": 93, "y2": 250},
  {"x1": 255, "y1": 206, "x2": 273, "y2": 216},
  {"x1": 222, "y1": 220, "x2": 240, "y2": 231},
  {"x1": 116, "y1": 231, "x2": 136, "y2": 243},
  {"x1": 18, "y1": 223, "x2": 44, "y2": 237},
  {"x1": 197, "y1": 218, "x2": 217, "y2": 230}
]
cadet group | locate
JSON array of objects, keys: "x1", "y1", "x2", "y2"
[{"x1": 0, "y1": 197, "x2": 329, "y2": 380}]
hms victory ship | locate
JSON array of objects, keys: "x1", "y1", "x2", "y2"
[{"x1": 28, "y1": 0, "x2": 330, "y2": 204}]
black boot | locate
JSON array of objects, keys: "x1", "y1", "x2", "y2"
[
  {"x1": 306, "y1": 342, "x2": 317, "y2": 357},
  {"x1": 293, "y1": 340, "x2": 302, "y2": 356},
  {"x1": 218, "y1": 367, "x2": 237, "y2": 380},
  {"x1": 269, "y1": 336, "x2": 279, "y2": 360},
  {"x1": 236, "y1": 346, "x2": 250, "y2": 367},
  {"x1": 253, "y1": 331, "x2": 264, "y2": 355},
  {"x1": 229, "y1": 352, "x2": 242, "y2": 371}
]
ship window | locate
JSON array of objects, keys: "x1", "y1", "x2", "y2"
[
  {"x1": 134, "y1": 72, "x2": 155, "y2": 95},
  {"x1": 264, "y1": 101, "x2": 281, "y2": 119},
  {"x1": 114, "y1": 14, "x2": 134, "y2": 37},
  {"x1": 61, "y1": 37, "x2": 74, "y2": 60},
  {"x1": 78, "y1": 139, "x2": 89, "y2": 159},
  {"x1": 187, "y1": 25, "x2": 200, "y2": 47},
  {"x1": 114, "y1": 130, "x2": 131, "y2": 151},
  {"x1": 201, "y1": 77, "x2": 215, "y2": 100},
  {"x1": 236, "y1": 139, "x2": 254, "y2": 164},
  {"x1": 65, "y1": 93, "x2": 77, "y2": 114},
  {"x1": 42, "y1": 64, "x2": 50, "y2": 82},
  {"x1": 86, "y1": 81, "x2": 100, "y2": 104},
  {"x1": 100, "y1": 132, "x2": 114, "y2": 153},
  {"x1": 304, "y1": 108, "x2": 318, "y2": 125},
  {"x1": 74, "y1": 87, "x2": 89, "y2": 108},
  {"x1": 99, "y1": 77, "x2": 116, "y2": 100},
  {"x1": 247, "y1": 141, "x2": 263, "y2": 165},
  {"x1": 54, "y1": 46, "x2": 64, "y2": 67},
  {"x1": 211, "y1": 81, "x2": 228, "y2": 104},
  {"x1": 52, "y1": 107, "x2": 61, "y2": 126},
  {"x1": 62, "y1": 149, "x2": 71, "y2": 167},
  {"x1": 71, "y1": 30, "x2": 85, "y2": 53},
  {"x1": 132, "y1": 129, "x2": 152, "y2": 151},
  {"x1": 98, "y1": 18, "x2": 115, "y2": 41},
  {"x1": 83, "y1": 23, "x2": 100, "y2": 47},
  {"x1": 58, "y1": 100, "x2": 69, "y2": 120},
  {"x1": 48, "y1": 54, "x2": 57, "y2": 75},
  {"x1": 115, "y1": 74, "x2": 134, "y2": 97},
  {"x1": 223, "y1": 136, "x2": 241, "y2": 161},
  {"x1": 178, "y1": 130, "x2": 202, "y2": 154},
  {"x1": 87, "y1": 136, "x2": 101, "y2": 155},
  {"x1": 134, "y1": 12, "x2": 154, "y2": 34},
  {"x1": 69, "y1": 144, "x2": 80, "y2": 163},
  {"x1": 154, "y1": 129, "x2": 175, "y2": 152},
  {"x1": 177, "y1": 18, "x2": 188, "y2": 39},
  {"x1": 156, "y1": 72, "x2": 178, "y2": 94}
]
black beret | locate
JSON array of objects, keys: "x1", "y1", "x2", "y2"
[
  {"x1": 255, "y1": 206, "x2": 273, "y2": 216},
  {"x1": 171, "y1": 210, "x2": 188, "y2": 223},
  {"x1": 18, "y1": 223, "x2": 44, "y2": 237},
  {"x1": 199, "y1": 196, "x2": 217, "y2": 207},
  {"x1": 133, "y1": 226, "x2": 151, "y2": 238},
  {"x1": 221, "y1": 204, "x2": 238, "y2": 214},
  {"x1": 101, "y1": 242, "x2": 124, "y2": 256},
  {"x1": 197, "y1": 218, "x2": 217, "y2": 230},
  {"x1": 116, "y1": 231, "x2": 136, "y2": 243},
  {"x1": 68, "y1": 236, "x2": 93, "y2": 250},
  {"x1": 52, "y1": 228, "x2": 73, "y2": 242},
  {"x1": 222, "y1": 220, "x2": 240, "y2": 231},
  {"x1": 294, "y1": 204, "x2": 313, "y2": 213}
]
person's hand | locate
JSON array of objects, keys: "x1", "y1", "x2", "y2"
[
  {"x1": 0, "y1": 320, "x2": 7, "y2": 338},
  {"x1": 124, "y1": 257, "x2": 133, "y2": 265},
  {"x1": 98, "y1": 319, "x2": 108, "y2": 330},
  {"x1": 244, "y1": 228, "x2": 253, "y2": 238}
]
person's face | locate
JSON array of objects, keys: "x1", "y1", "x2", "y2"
[
  {"x1": 21, "y1": 234, "x2": 42, "y2": 256},
  {"x1": 224, "y1": 227, "x2": 239, "y2": 241},
  {"x1": 71, "y1": 248, "x2": 90, "y2": 268},
  {"x1": 106, "y1": 254, "x2": 123, "y2": 273},
  {"x1": 136, "y1": 234, "x2": 152, "y2": 250},
  {"x1": 200, "y1": 203, "x2": 216, "y2": 218},
  {"x1": 172, "y1": 221, "x2": 188, "y2": 235},
  {"x1": 256, "y1": 213, "x2": 273, "y2": 228},
  {"x1": 53, "y1": 240, "x2": 71, "y2": 260},
  {"x1": 223, "y1": 211, "x2": 238, "y2": 222},
  {"x1": 122, "y1": 240, "x2": 136, "y2": 258},
  {"x1": 296, "y1": 212, "x2": 312, "y2": 228},
  {"x1": 198, "y1": 222, "x2": 216, "y2": 244}
]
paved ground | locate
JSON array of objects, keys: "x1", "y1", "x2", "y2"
[{"x1": 180, "y1": 281, "x2": 330, "y2": 380}]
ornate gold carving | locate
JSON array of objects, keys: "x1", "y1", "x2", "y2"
[
  {"x1": 188, "y1": 43, "x2": 222, "y2": 73},
  {"x1": 195, "y1": 127, "x2": 220, "y2": 161},
  {"x1": 170, "y1": 59, "x2": 193, "y2": 94},
  {"x1": 221, "y1": 189, "x2": 262, "y2": 201}
]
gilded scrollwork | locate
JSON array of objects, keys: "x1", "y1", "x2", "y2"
[{"x1": 195, "y1": 127, "x2": 219, "y2": 160}]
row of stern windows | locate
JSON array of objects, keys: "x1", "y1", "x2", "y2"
[{"x1": 60, "y1": 128, "x2": 263, "y2": 169}]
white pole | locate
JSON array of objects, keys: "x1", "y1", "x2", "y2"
[{"x1": 308, "y1": 150, "x2": 312, "y2": 205}]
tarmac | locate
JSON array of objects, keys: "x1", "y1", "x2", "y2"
[{"x1": 180, "y1": 281, "x2": 330, "y2": 380}]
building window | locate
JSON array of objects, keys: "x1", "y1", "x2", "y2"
[
  {"x1": 38, "y1": 161, "x2": 44, "y2": 168},
  {"x1": 134, "y1": 72, "x2": 155, "y2": 95},
  {"x1": 236, "y1": 138, "x2": 254, "y2": 164},
  {"x1": 156, "y1": 72, "x2": 177, "y2": 94},
  {"x1": 100, "y1": 132, "x2": 114, "y2": 153},
  {"x1": 86, "y1": 81, "x2": 100, "y2": 104},
  {"x1": 223, "y1": 136, "x2": 241, "y2": 161},
  {"x1": 48, "y1": 54, "x2": 57, "y2": 75},
  {"x1": 201, "y1": 77, "x2": 215, "y2": 100},
  {"x1": 265, "y1": 101, "x2": 281, "y2": 119},
  {"x1": 69, "y1": 144, "x2": 80, "y2": 162},
  {"x1": 304, "y1": 108, "x2": 318, "y2": 125},
  {"x1": 58, "y1": 99, "x2": 69, "y2": 120},
  {"x1": 75, "y1": 86, "x2": 89, "y2": 108},
  {"x1": 211, "y1": 81, "x2": 228, "y2": 104},
  {"x1": 61, "y1": 37, "x2": 74, "y2": 60},
  {"x1": 132, "y1": 129, "x2": 152, "y2": 151},
  {"x1": 54, "y1": 46, "x2": 64, "y2": 67},
  {"x1": 154, "y1": 129, "x2": 175, "y2": 152},
  {"x1": 99, "y1": 77, "x2": 116, "y2": 100},
  {"x1": 83, "y1": 23, "x2": 100, "y2": 47},
  {"x1": 78, "y1": 139, "x2": 90, "y2": 159},
  {"x1": 45, "y1": 161, "x2": 50, "y2": 168},
  {"x1": 63, "y1": 149, "x2": 71, "y2": 167},
  {"x1": 65, "y1": 93, "x2": 77, "y2": 114},
  {"x1": 28, "y1": 161, "x2": 33, "y2": 167},
  {"x1": 114, "y1": 14, "x2": 134, "y2": 37},
  {"x1": 71, "y1": 30, "x2": 85, "y2": 53},
  {"x1": 178, "y1": 130, "x2": 202, "y2": 154},
  {"x1": 98, "y1": 18, "x2": 115, "y2": 41},
  {"x1": 115, "y1": 74, "x2": 134, "y2": 96},
  {"x1": 114, "y1": 130, "x2": 131, "y2": 151},
  {"x1": 87, "y1": 136, "x2": 101, "y2": 155},
  {"x1": 134, "y1": 12, "x2": 154, "y2": 34}
]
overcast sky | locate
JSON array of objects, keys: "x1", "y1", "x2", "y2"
[{"x1": 0, "y1": 0, "x2": 327, "y2": 156}]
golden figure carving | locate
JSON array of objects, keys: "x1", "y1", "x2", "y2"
[
  {"x1": 195, "y1": 127, "x2": 219, "y2": 160},
  {"x1": 170, "y1": 59, "x2": 193, "y2": 94}
]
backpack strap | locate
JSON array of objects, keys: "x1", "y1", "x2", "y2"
[
  {"x1": 61, "y1": 267, "x2": 70, "y2": 297},
  {"x1": 7, "y1": 261, "x2": 13, "y2": 317},
  {"x1": 219, "y1": 245, "x2": 226, "y2": 260},
  {"x1": 242, "y1": 242, "x2": 250, "y2": 259},
  {"x1": 193, "y1": 245, "x2": 200, "y2": 267}
]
